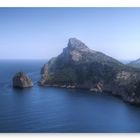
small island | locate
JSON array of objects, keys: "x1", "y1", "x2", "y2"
[{"x1": 13, "y1": 72, "x2": 33, "y2": 88}]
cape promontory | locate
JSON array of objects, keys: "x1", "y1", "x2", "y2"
[
  {"x1": 39, "y1": 38, "x2": 140, "y2": 105},
  {"x1": 13, "y1": 72, "x2": 33, "y2": 88}
]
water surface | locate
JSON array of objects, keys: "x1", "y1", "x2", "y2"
[{"x1": 0, "y1": 60, "x2": 140, "y2": 133}]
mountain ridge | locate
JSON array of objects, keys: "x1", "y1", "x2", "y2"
[{"x1": 128, "y1": 58, "x2": 140, "y2": 68}]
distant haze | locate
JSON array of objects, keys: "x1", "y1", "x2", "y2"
[{"x1": 0, "y1": 8, "x2": 140, "y2": 61}]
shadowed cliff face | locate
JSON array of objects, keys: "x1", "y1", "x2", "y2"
[{"x1": 39, "y1": 38, "x2": 140, "y2": 105}]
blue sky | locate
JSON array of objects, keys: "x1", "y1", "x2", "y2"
[{"x1": 0, "y1": 8, "x2": 140, "y2": 61}]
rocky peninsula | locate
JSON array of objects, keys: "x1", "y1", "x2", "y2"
[{"x1": 39, "y1": 38, "x2": 140, "y2": 105}]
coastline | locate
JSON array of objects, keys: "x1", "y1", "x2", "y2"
[{"x1": 38, "y1": 83, "x2": 140, "y2": 106}]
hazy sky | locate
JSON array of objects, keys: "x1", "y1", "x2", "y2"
[{"x1": 0, "y1": 8, "x2": 140, "y2": 61}]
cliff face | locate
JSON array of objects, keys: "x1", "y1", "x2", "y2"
[
  {"x1": 13, "y1": 72, "x2": 33, "y2": 88},
  {"x1": 39, "y1": 38, "x2": 140, "y2": 104}
]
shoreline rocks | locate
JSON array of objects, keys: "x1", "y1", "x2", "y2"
[
  {"x1": 39, "y1": 84, "x2": 76, "y2": 89},
  {"x1": 12, "y1": 72, "x2": 33, "y2": 88}
]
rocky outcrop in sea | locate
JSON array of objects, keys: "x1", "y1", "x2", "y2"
[{"x1": 13, "y1": 72, "x2": 33, "y2": 88}]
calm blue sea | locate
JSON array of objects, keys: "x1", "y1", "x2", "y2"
[{"x1": 0, "y1": 60, "x2": 140, "y2": 133}]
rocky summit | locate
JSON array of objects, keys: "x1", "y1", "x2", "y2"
[
  {"x1": 39, "y1": 38, "x2": 140, "y2": 105},
  {"x1": 13, "y1": 72, "x2": 33, "y2": 88}
]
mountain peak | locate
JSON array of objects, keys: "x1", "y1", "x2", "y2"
[
  {"x1": 60, "y1": 38, "x2": 95, "y2": 62},
  {"x1": 67, "y1": 38, "x2": 89, "y2": 51},
  {"x1": 59, "y1": 38, "x2": 122, "y2": 65}
]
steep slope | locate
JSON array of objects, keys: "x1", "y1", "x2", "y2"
[
  {"x1": 128, "y1": 58, "x2": 140, "y2": 68},
  {"x1": 39, "y1": 38, "x2": 140, "y2": 105}
]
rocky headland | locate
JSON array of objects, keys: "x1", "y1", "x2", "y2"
[{"x1": 39, "y1": 38, "x2": 140, "y2": 105}]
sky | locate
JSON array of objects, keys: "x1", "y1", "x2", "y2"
[{"x1": 0, "y1": 8, "x2": 140, "y2": 61}]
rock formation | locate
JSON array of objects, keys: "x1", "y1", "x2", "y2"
[
  {"x1": 39, "y1": 38, "x2": 140, "y2": 105},
  {"x1": 13, "y1": 72, "x2": 33, "y2": 88}
]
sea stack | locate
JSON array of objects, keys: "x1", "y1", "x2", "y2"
[{"x1": 13, "y1": 72, "x2": 33, "y2": 88}]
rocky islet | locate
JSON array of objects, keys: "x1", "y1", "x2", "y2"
[{"x1": 12, "y1": 72, "x2": 33, "y2": 88}]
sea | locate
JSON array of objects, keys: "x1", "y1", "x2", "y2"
[{"x1": 0, "y1": 59, "x2": 140, "y2": 133}]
